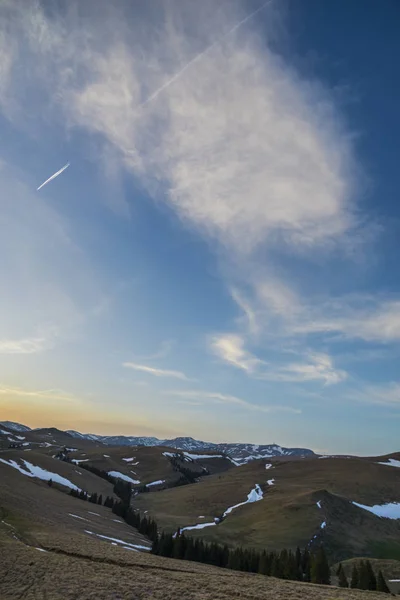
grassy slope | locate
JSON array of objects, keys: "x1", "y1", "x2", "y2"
[
  {"x1": 0, "y1": 497, "x2": 392, "y2": 600},
  {"x1": 133, "y1": 456, "x2": 400, "y2": 560}
]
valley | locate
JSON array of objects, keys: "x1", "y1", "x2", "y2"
[{"x1": 0, "y1": 421, "x2": 399, "y2": 598}]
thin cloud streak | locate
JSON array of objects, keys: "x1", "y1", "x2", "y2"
[
  {"x1": 139, "y1": 0, "x2": 273, "y2": 110},
  {"x1": 37, "y1": 162, "x2": 70, "y2": 191},
  {"x1": 166, "y1": 389, "x2": 301, "y2": 414},
  {"x1": 123, "y1": 361, "x2": 191, "y2": 381}
]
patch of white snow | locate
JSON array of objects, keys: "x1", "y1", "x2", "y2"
[
  {"x1": 352, "y1": 501, "x2": 400, "y2": 519},
  {"x1": 107, "y1": 471, "x2": 140, "y2": 484},
  {"x1": 0, "y1": 458, "x2": 81, "y2": 491},
  {"x1": 377, "y1": 459, "x2": 400, "y2": 469},
  {"x1": 146, "y1": 479, "x2": 165, "y2": 487}
]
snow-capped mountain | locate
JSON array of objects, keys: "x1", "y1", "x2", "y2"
[
  {"x1": 0, "y1": 421, "x2": 32, "y2": 433},
  {"x1": 66, "y1": 430, "x2": 315, "y2": 463},
  {"x1": 2, "y1": 421, "x2": 315, "y2": 463}
]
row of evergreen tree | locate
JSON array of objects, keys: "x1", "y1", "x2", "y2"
[
  {"x1": 68, "y1": 487, "x2": 157, "y2": 541},
  {"x1": 65, "y1": 470, "x2": 392, "y2": 593},
  {"x1": 336, "y1": 561, "x2": 390, "y2": 593},
  {"x1": 153, "y1": 532, "x2": 332, "y2": 585},
  {"x1": 69, "y1": 488, "x2": 103, "y2": 504}
]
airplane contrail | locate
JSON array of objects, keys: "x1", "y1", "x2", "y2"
[
  {"x1": 140, "y1": 0, "x2": 273, "y2": 109},
  {"x1": 37, "y1": 162, "x2": 70, "y2": 191}
]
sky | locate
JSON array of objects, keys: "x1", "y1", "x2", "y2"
[{"x1": 0, "y1": 0, "x2": 399, "y2": 455}]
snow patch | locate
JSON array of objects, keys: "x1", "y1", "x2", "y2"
[
  {"x1": 84, "y1": 530, "x2": 151, "y2": 551},
  {"x1": 71, "y1": 459, "x2": 89, "y2": 464},
  {"x1": 0, "y1": 458, "x2": 80, "y2": 491},
  {"x1": 223, "y1": 484, "x2": 263, "y2": 518},
  {"x1": 146, "y1": 479, "x2": 165, "y2": 487},
  {"x1": 35, "y1": 547, "x2": 47, "y2": 552},
  {"x1": 267, "y1": 479, "x2": 275, "y2": 486},
  {"x1": 265, "y1": 463, "x2": 272, "y2": 470},
  {"x1": 316, "y1": 501, "x2": 322, "y2": 509},
  {"x1": 377, "y1": 459, "x2": 400, "y2": 469},
  {"x1": 103, "y1": 454, "x2": 110, "y2": 458},
  {"x1": 352, "y1": 501, "x2": 400, "y2": 519},
  {"x1": 122, "y1": 457, "x2": 135, "y2": 462},
  {"x1": 320, "y1": 521, "x2": 326, "y2": 529},
  {"x1": 180, "y1": 522, "x2": 216, "y2": 533},
  {"x1": 88, "y1": 512, "x2": 100, "y2": 516},
  {"x1": 183, "y1": 452, "x2": 224, "y2": 460},
  {"x1": 107, "y1": 471, "x2": 140, "y2": 484},
  {"x1": 69, "y1": 513, "x2": 89, "y2": 521},
  {"x1": 14, "y1": 435, "x2": 25, "y2": 440}
]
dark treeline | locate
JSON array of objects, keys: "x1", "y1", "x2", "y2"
[
  {"x1": 336, "y1": 561, "x2": 390, "y2": 593},
  {"x1": 153, "y1": 532, "x2": 331, "y2": 585},
  {"x1": 69, "y1": 487, "x2": 157, "y2": 543},
  {"x1": 167, "y1": 455, "x2": 209, "y2": 487}
]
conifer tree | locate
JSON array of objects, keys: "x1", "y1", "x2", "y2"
[
  {"x1": 310, "y1": 547, "x2": 330, "y2": 585},
  {"x1": 376, "y1": 570, "x2": 390, "y2": 594},
  {"x1": 97, "y1": 494, "x2": 102, "y2": 505},
  {"x1": 358, "y1": 560, "x2": 369, "y2": 590},
  {"x1": 350, "y1": 564, "x2": 359, "y2": 588},
  {"x1": 338, "y1": 566, "x2": 348, "y2": 588},
  {"x1": 366, "y1": 560, "x2": 377, "y2": 590},
  {"x1": 258, "y1": 550, "x2": 270, "y2": 575},
  {"x1": 301, "y1": 548, "x2": 311, "y2": 582}
]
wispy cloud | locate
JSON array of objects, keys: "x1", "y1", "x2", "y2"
[
  {"x1": 263, "y1": 352, "x2": 347, "y2": 386},
  {"x1": 0, "y1": 384, "x2": 81, "y2": 405},
  {"x1": 166, "y1": 389, "x2": 301, "y2": 414},
  {"x1": 0, "y1": 1, "x2": 358, "y2": 254},
  {"x1": 123, "y1": 361, "x2": 191, "y2": 381},
  {"x1": 346, "y1": 382, "x2": 400, "y2": 408},
  {"x1": 37, "y1": 162, "x2": 70, "y2": 191},
  {"x1": 0, "y1": 336, "x2": 48, "y2": 354},
  {"x1": 211, "y1": 333, "x2": 265, "y2": 373}
]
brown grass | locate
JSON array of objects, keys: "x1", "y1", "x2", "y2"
[{"x1": 132, "y1": 456, "x2": 400, "y2": 560}]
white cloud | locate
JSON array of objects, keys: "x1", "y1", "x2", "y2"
[
  {"x1": 0, "y1": 336, "x2": 48, "y2": 354},
  {"x1": 264, "y1": 352, "x2": 347, "y2": 386},
  {"x1": 0, "y1": 0, "x2": 357, "y2": 256},
  {"x1": 0, "y1": 385, "x2": 81, "y2": 405},
  {"x1": 123, "y1": 362, "x2": 191, "y2": 381},
  {"x1": 166, "y1": 389, "x2": 301, "y2": 414},
  {"x1": 211, "y1": 333, "x2": 265, "y2": 373},
  {"x1": 346, "y1": 382, "x2": 400, "y2": 408}
]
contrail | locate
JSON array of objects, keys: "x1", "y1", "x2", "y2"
[
  {"x1": 140, "y1": 0, "x2": 273, "y2": 109},
  {"x1": 37, "y1": 162, "x2": 70, "y2": 191}
]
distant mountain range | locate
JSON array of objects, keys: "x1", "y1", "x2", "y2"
[{"x1": 0, "y1": 420, "x2": 315, "y2": 464}]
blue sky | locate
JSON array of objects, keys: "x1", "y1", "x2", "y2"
[{"x1": 0, "y1": 0, "x2": 399, "y2": 455}]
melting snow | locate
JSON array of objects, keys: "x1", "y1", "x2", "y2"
[
  {"x1": 0, "y1": 429, "x2": 11, "y2": 435},
  {"x1": 36, "y1": 547, "x2": 47, "y2": 552},
  {"x1": 146, "y1": 479, "x2": 165, "y2": 487},
  {"x1": 15, "y1": 435, "x2": 25, "y2": 440},
  {"x1": 183, "y1": 452, "x2": 224, "y2": 460},
  {"x1": 88, "y1": 512, "x2": 100, "y2": 516},
  {"x1": 69, "y1": 514, "x2": 88, "y2": 521},
  {"x1": 223, "y1": 484, "x2": 263, "y2": 518},
  {"x1": 352, "y1": 501, "x2": 400, "y2": 519},
  {"x1": 71, "y1": 459, "x2": 89, "y2": 464},
  {"x1": 0, "y1": 458, "x2": 80, "y2": 491},
  {"x1": 389, "y1": 579, "x2": 400, "y2": 582},
  {"x1": 267, "y1": 479, "x2": 275, "y2": 486},
  {"x1": 107, "y1": 471, "x2": 140, "y2": 484},
  {"x1": 180, "y1": 522, "x2": 216, "y2": 533},
  {"x1": 103, "y1": 454, "x2": 110, "y2": 458},
  {"x1": 198, "y1": 516, "x2": 205, "y2": 518},
  {"x1": 122, "y1": 457, "x2": 135, "y2": 462},
  {"x1": 377, "y1": 459, "x2": 400, "y2": 469},
  {"x1": 320, "y1": 521, "x2": 326, "y2": 529},
  {"x1": 84, "y1": 530, "x2": 151, "y2": 550},
  {"x1": 316, "y1": 501, "x2": 322, "y2": 509},
  {"x1": 113, "y1": 519, "x2": 123, "y2": 523},
  {"x1": 265, "y1": 464, "x2": 272, "y2": 470}
]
